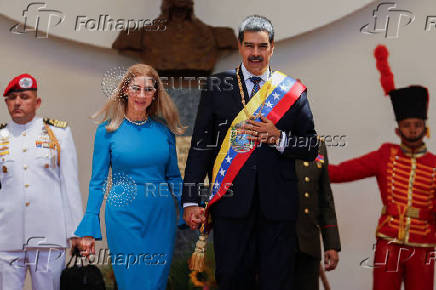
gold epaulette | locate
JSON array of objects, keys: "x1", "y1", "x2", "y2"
[
  {"x1": 43, "y1": 118, "x2": 67, "y2": 129},
  {"x1": 0, "y1": 123, "x2": 7, "y2": 129}
]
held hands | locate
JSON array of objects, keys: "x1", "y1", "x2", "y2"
[
  {"x1": 324, "y1": 249, "x2": 339, "y2": 271},
  {"x1": 241, "y1": 117, "x2": 281, "y2": 145},
  {"x1": 70, "y1": 237, "x2": 80, "y2": 251},
  {"x1": 78, "y1": 236, "x2": 96, "y2": 258},
  {"x1": 183, "y1": 206, "x2": 206, "y2": 230}
]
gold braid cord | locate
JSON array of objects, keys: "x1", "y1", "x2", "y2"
[
  {"x1": 236, "y1": 66, "x2": 268, "y2": 120},
  {"x1": 189, "y1": 231, "x2": 208, "y2": 272},
  {"x1": 44, "y1": 124, "x2": 61, "y2": 166}
]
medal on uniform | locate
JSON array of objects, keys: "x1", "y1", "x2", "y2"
[
  {"x1": 36, "y1": 129, "x2": 57, "y2": 168},
  {"x1": 0, "y1": 130, "x2": 10, "y2": 156},
  {"x1": 315, "y1": 154, "x2": 324, "y2": 168},
  {"x1": 36, "y1": 134, "x2": 50, "y2": 148}
]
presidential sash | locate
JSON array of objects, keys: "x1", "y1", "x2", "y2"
[{"x1": 203, "y1": 70, "x2": 306, "y2": 231}]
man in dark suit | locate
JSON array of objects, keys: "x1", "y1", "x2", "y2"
[
  {"x1": 294, "y1": 139, "x2": 341, "y2": 290},
  {"x1": 182, "y1": 15, "x2": 318, "y2": 290}
]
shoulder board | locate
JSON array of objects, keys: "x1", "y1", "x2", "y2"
[
  {"x1": 0, "y1": 123, "x2": 7, "y2": 129},
  {"x1": 43, "y1": 118, "x2": 67, "y2": 129}
]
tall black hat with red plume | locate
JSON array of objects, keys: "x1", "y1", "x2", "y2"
[{"x1": 373, "y1": 45, "x2": 428, "y2": 122}]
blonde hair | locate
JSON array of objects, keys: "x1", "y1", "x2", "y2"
[{"x1": 94, "y1": 64, "x2": 185, "y2": 135}]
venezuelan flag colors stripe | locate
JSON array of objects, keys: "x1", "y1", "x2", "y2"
[{"x1": 204, "y1": 71, "x2": 306, "y2": 230}]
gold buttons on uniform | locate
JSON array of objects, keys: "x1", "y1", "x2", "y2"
[
  {"x1": 304, "y1": 192, "x2": 310, "y2": 198},
  {"x1": 25, "y1": 202, "x2": 30, "y2": 207},
  {"x1": 304, "y1": 208, "x2": 310, "y2": 214},
  {"x1": 24, "y1": 184, "x2": 30, "y2": 188},
  {"x1": 304, "y1": 177, "x2": 310, "y2": 182},
  {"x1": 303, "y1": 162, "x2": 309, "y2": 167}
]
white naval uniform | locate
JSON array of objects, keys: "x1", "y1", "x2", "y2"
[{"x1": 0, "y1": 117, "x2": 83, "y2": 290}]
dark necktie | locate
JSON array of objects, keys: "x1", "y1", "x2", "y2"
[{"x1": 249, "y1": 77, "x2": 262, "y2": 98}]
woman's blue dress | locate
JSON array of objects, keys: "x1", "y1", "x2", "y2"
[{"x1": 75, "y1": 119, "x2": 183, "y2": 290}]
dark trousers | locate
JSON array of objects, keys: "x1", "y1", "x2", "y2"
[
  {"x1": 212, "y1": 188, "x2": 297, "y2": 290},
  {"x1": 294, "y1": 249, "x2": 320, "y2": 290}
]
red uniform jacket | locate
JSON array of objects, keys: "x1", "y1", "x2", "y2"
[{"x1": 329, "y1": 143, "x2": 436, "y2": 247}]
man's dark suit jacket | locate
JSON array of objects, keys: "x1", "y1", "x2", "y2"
[
  {"x1": 295, "y1": 141, "x2": 341, "y2": 259},
  {"x1": 182, "y1": 67, "x2": 318, "y2": 221}
]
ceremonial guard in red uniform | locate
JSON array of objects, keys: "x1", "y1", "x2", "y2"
[{"x1": 329, "y1": 45, "x2": 436, "y2": 290}]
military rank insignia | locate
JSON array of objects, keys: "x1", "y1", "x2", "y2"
[{"x1": 43, "y1": 118, "x2": 67, "y2": 128}]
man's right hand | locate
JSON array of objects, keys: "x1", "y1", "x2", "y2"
[
  {"x1": 79, "y1": 236, "x2": 95, "y2": 258},
  {"x1": 183, "y1": 206, "x2": 206, "y2": 230}
]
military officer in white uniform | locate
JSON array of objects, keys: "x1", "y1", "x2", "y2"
[{"x1": 0, "y1": 74, "x2": 83, "y2": 290}]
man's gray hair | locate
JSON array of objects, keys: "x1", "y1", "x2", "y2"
[{"x1": 238, "y1": 15, "x2": 274, "y2": 43}]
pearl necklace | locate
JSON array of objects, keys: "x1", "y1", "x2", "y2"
[{"x1": 124, "y1": 115, "x2": 148, "y2": 126}]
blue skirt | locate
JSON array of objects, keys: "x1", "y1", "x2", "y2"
[{"x1": 105, "y1": 182, "x2": 177, "y2": 290}]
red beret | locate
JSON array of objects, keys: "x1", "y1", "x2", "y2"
[{"x1": 3, "y1": 74, "x2": 37, "y2": 97}]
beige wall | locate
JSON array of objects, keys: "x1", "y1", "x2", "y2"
[
  {"x1": 0, "y1": 0, "x2": 375, "y2": 46},
  {"x1": 1, "y1": 0, "x2": 436, "y2": 288}
]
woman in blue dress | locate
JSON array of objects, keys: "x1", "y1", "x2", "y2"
[{"x1": 75, "y1": 64, "x2": 185, "y2": 289}]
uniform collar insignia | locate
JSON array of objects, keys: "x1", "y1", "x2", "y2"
[
  {"x1": 400, "y1": 143, "x2": 427, "y2": 158},
  {"x1": 9, "y1": 117, "x2": 42, "y2": 133}
]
